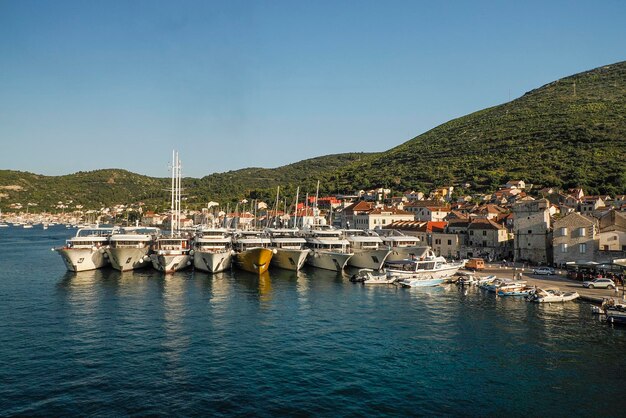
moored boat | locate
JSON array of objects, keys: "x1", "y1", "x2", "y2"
[
  {"x1": 526, "y1": 288, "x2": 580, "y2": 303},
  {"x1": 150, "y1": 150, "x2": 192, "y2": 274},
  {"x1": 398, "y1": 276, "x2": 445, "y2": 287},
  {"x1": 383, "y1": 249, "x2": 463, "y2": 282},
  {"x1": 232, "y1": 230, "x2": 274, "y2": 274},
  {"x1": 150, "y1": 235, "x2": 192, "y2": 273},
  {"x1": 377, "y1": 229, "x2": 429, "y2": 262},
  {"x1": 353, "y1": 268, "x2": 396, "y2": 284},
  {"x1": 106, "y1": 227, "x2": 160, "y2": 271},
  {"x1": 343, "y1": 229, "x2": 390, "y2": 270},
  {"x1": 496, "y1": 283, "x2": 534, "y2": 296},
  {"x1": 54, "y1": 226, "x2": 118, "y2": 272},
  {"x1": 303, "y1": 226, "x2": 353, "y2": 271},
  {"x1": 193, "y1": 227, "x2": 233, "y2": 273},
  {"x1": 266, "y1": 228, "x2": 310, "y2": 271}
]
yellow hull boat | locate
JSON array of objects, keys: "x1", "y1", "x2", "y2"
[{"x1": 235, "y1": 247, "x2": 274, "y2": 274}]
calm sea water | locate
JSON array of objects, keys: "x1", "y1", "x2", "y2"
[{"x1": 1, "y1": 226, "x2": 626, "y2": 416}]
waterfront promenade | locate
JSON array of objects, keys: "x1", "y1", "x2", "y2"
[{"x1": 482, "y1": 263, "x2": 624, "y2": 303}]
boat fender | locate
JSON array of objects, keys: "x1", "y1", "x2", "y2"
[
  {"x1": 189, "y1": 250, "x2": 195, "y2": 256},
  {"x1": 103, "y1": 253, "x2": 109, "y2": 258},
  {"x1": 186, "y1": 261, "x2": 191, "y2": 266},
  {"x1": 272, "y1": 249, "x2": 278, "y2": 254}
]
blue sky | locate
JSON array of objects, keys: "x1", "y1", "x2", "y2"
[{"x1": 1, "y1": 0, "x2": 624, "y2": 178}]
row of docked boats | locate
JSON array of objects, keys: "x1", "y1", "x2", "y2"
[
  {"x1": 53, "y1": 225, "x2": 432, "y2": 275},
  {"x1": 458, "y1": 274, "x2": 581, "y2": 303}
]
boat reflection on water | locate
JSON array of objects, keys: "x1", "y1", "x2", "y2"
[{"x1": 258, "y1": 271, "x2": 272, "y2": 303}]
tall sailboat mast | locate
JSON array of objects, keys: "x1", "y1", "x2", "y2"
[
  {"x1": 171, "y1": 150, "x2": 176, "y2": 235},
  {"x1": 293, "y1": 186, "x2": 300, "y2": 228},
  {"x1": 274, "y1": 186, "x2": 280, "y2": 228},
  {"x1": 170, "y1": 150, "x2": 182, "y2": 235}
]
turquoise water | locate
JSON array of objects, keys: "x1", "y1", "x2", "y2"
[{"x1": 1, "y1": 226, "x2": 625, "y2": 416}]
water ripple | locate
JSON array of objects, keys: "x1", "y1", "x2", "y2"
[{"x1": 2, "y1": 227, "x2": 626, "y2": 415}]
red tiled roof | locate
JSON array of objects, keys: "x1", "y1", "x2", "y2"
[{"x1": 467, "y1": 218, "x2": 505, "y2": 230}]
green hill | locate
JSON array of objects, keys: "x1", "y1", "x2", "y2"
[
  {"x1": 332, "y1": 61, "x2": 626, "y2": 195},
  {"x1": 1, "y1": 61, "x2": 625, "y2": 212},
  {"x1": 0, "y1": 153, "x2": 373, "y2": 212}
]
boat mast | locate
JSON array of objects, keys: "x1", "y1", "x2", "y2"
[
  {"x1": 314, "y1": 180, "x2": 320, "y2": 225},
  {"x1": 293, "y1": 186, "x2": 300, "y2": 228},
  {"x1": 274, "y1": 186, "x2": 280, "y2": 228},
  {"x1": 170, "y1": 150, "x2": 176, "y2": 235},
  {"x1": 304, "y1": 193, "x2": 309, "y2": 228},
  {"x1": 176, "y1": 151, "x2": 181, "y2": 235}
]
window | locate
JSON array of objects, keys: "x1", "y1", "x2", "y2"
[
  {"x1": 528, "y1": 230, "x2": 532, "y2": 234},
  {"x1": 435, "y1": 239, "x2": 441, "y2": 245},
  {"x1": 447, "y1": 239, "x2": 452, "y2": 245},
  {"x1": 470, "y1": 231, "x2": 474, "y2": 236},
  {"x1": 561, "y1": 243, "x2": 568, "y2": 253},
  {"x1": 482, "y1": 231, "x2": 487, "y2": 236},
  {"x1": 560, "y1": 227, "x2": 568, "y2": 237},
  {"x1": 578, "y1": 227, "x2": 586, "y2": 237},
  {"x1": 579, "y1": 243, "x2": 586, "y2": 253}
]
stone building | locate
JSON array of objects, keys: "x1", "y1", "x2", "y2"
[
  {"x1": 466, "y1": 218, "x2": 512, "y2": 261},
  {"x1": 512, "y1": 198, "x2": 552, "y2": 264},
  {"x1": 552, "y1": 212, "x2": 598, "y2": 266}
]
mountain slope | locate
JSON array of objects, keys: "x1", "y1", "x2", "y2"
[
  {"x1": 333, "y1": 61, "x2": 626, "y2": 194},
  {"x1": 1, "y1": 61, "x2": 625, "y2": 212},
  {"x1": 0, "y1": 153, "x2": 374, "y2": 211}
]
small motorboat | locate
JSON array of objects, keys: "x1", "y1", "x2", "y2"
[
  {"x1": 496, "y1": 283, "x2": 533, "y2": 296},
  {"x1": 397, "y1": 276, "x2": 445, "y2": 288},
  {"x1": 457, "y1": 273, "x2": 478, "y2": 286},
  {"x1": 526, "y1": 288, "x2": 580, "y2": 303},
  {"x1": 351, "y1": 268, "x2": 396, "y2": 284}
]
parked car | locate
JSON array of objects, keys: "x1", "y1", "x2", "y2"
[
  {"x1": 582, "y1": 278, "x2": 616, "y2": 289},
  {"x1": 533, "y1": 267, "x2": 555, "y2": 275}
]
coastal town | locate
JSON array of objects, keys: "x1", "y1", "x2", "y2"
[{"x1": 3, "y1": 179, "x2": 626, "y2": 275}]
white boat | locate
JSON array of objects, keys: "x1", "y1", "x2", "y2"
[
  {"x1": 383, "y1": 249, "x2": 463, "y2": 282},
  {"x1": 150, "y1": 235, "x2": 192, "y2": 273},
  {"x1": 150, "y1": 151, "x2": 191, "y2": 274},
  {"x1": 106, "y1": 227, "x2": 160, "y2": 271},
  {"x1": 232, "y1": 229, "x2": 274, "y2": 274},
  {"x1": 343, "y1": 229, "x2": 390, "y2": 270},
  {"x1": 54, "y1": 226, "x2": 118, "y2": 272},
  {"x1": 303, "y1": 226, "x2": 353, "y2": 271},
  {"x1": 496, "y1": 283, "x2": 534, "y2": 296},
  {"x1": 193, "y1": 227, "x2": 233, "y2": 273},
  {"x1": 377, "y1": 229, "x2": 429, "y2": 262},
  {"x1": 265, "y1": 228, "x2": 310, "y2": 271},
  {"x1": 23, "y1": 223, "x2": 33, "y2": 229},
  {"x1": 526, "y1": 288, "x2": 580, "y2": 303},
  {"x1": 457, "y1": 273, "x2": 478, "y2": 286},
  {"x1": 398, "y1": 276, "x2": 445, "y2": 287},
  {"x1": 484, "y1": 278, "x2": 527, "y2": 293},
  {"x1": 363, "y1": 271, "x2": 397, "y2": 285}
]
